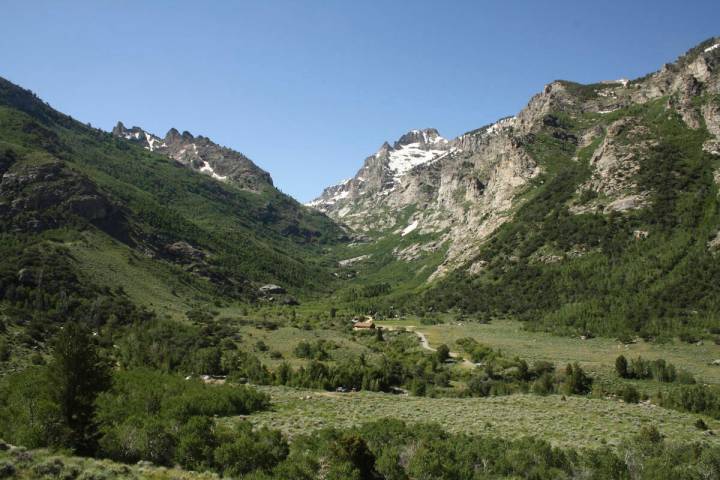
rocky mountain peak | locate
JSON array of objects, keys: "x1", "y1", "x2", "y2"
[
  {"x1": 165, "y1": 128, "x2": 181, "y2": 142},
  {"x1": 394, "y1": 128, "x2": 446, "y2": 149},
  {"x1": 111, "y1": 121, "x2": 126, "y2": 135},
  {"x1": 112, "y1": 122, "x2": 273, "y2": 191},
  {"x1": 307, "y1": 127, "x2": 453, "y2": 214}
]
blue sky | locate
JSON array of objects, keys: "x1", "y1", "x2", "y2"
[{"x1": 2, "y1": 1, "x2": 718, "y2": 201}]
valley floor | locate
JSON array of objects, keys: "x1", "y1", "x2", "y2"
[
  {"x1": 244, "y1": 385, "x2": 719, "y2": 449},
  {"x1": 378, "y1": 318, "x2": 720, "y2": 384}
]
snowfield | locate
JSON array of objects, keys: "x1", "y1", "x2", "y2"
[{"x1": 387, "y1": 142, "x2": 447, "y2": 179}]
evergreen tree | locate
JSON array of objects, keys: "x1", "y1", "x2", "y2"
[
  {"x1": 375, "y1": 327, "x2": 384, "y2": 342},
  {"x1": 47, "y1": 322, "x2": 111, "y2": 455},
  {"x1": 615, "y1": 355, "x2": 628, "y2": 378},
  {"x1": 435, "y1": 344, "x2": 450, "y2": 363},
  {"x1": 563, "y1": 363, "x2": 592, "y2": 395}
]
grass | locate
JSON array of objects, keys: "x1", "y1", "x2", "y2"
[
  {"x1": 0, "y1": 447, "x2": 218, "y2": 479},
  {"x1": 63, "y1": 230, "x2": 203, "y2": 321},
  {"x1": 231, "y1": 324, "x2": 374, "y2": 367},
  {"x1": 377, "y1": 318, "x2": 720, "y2": 384},
  {"x1": 244, "y1": 385, "x2": 719, "y2": 449}
]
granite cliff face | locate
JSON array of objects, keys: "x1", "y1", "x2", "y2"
[
  {"x1": 309, "y1": 37, "x2": 720, "y2": 280},
  {"x1": 112, "y1": 122, "x2": 273, "y2": 192}
]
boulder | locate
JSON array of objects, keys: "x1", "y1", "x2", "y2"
[
  {"x1": 17, "y1": 268, "x2": 36, "y2": 285},
  {"x1": 281, "y1": 296, "x2": 300, "y2": 306},
  {"x1": 259, "y1": 284, "x2": 285, "y2": 295},
  {"x1": 164, "y1": 241, "x2": 206, "y2": 261}
]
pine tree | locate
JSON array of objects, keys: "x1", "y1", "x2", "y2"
[
  {"x1": 375, "y1": 327, "x2": 384, "y2": 342},
  {"x1": 435, "y1": 344, "x2": 450, "y2": 363},
  {"x1": 615, "y1": 355, "x2": 629, "y2": 378},
  {"x1": 47, "y1": 322, "x2": 111, "y2": 455}
]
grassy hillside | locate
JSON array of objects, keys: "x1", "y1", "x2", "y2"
[
  {"x1": 0, "y1": 76, "x2": 345, "y2": 294},
  {"x1": 0, "y1": 76, "x2": 348, "y2": 365}
]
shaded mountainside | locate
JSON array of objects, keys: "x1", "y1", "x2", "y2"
[
  {"x1": 312, "y1": 37, "x2": 720, "y2": 338},
  {"x1": 0, "y1": 75, "x2": 346, "y2": 334}
]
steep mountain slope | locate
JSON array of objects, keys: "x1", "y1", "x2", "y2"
[
  {"x1": 0, "y1": 75, "x2": 345, "y2": 332},
  {"x1": 309, "y1": 119, "x2": 541, "y2": 283},
  {"x1": 312, "y1": 39, "x2": 720, "y2": 277},
  {"x1": 312, "y1": 38, "x2": 720, "y2": 338}
]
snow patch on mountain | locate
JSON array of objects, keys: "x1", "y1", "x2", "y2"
[
  {"x1": 306, "y1": 179, "x2": 351, "y2": 207},
  {"x1": 484, "y1": 116, "x2": 517, "y2": 135},
  {"x1": 307, "y1": 128, "x2": 450, "y2": 211},
  {"x1": 122, "y1": 130, "x2": 142, "y2": 140},
  {"x1": 401, "y1": 220, "x2": 419, "y2": 236},
  {"x1": 388, "y1": 143, "x2": 447, "y2": 179},
  {"x1": 144, "y1": 132, "x2": 166, "y2": 152},
  {"x1": 199, "y1": 161, "x2": 227, "y2": 181},
  {"x1": 412, "y1": 129, "x2": 448, "y2": 146}
]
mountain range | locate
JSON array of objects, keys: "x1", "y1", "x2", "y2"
[
  {"x1": 1, "y1": 37, "x2": 720, "y2": 339},
  {"x1": 309, "y1": 38, "x2": 720, "y2": 285}
]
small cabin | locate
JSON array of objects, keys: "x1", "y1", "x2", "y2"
[{"x1": 352, "y1": 316, "x2": 375, "y2": 330}]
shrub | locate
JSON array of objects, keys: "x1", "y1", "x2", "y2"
[
  {"x1": 213, "y1": 423, "x2": 288, "y2": 476},
  {"x1": 435, "y1": 344, "x2": 450, "y2": 363},
  {"x1": 95, "y1": 369, "x2": 269, "y2": 464},
  {"x1": 293, "y1": 340, "x2": 331, "y2": 360},
  {"x1": 617, "y1": 355, "x2": 691, "y2": 383},
  {"x1": 563, "y1": 363, "x2": 592, "y2": 395},
  {"x1": 638, "y1": 425, "x2": 663, "y2": 444},
  {"x1": 532, "y1": 373, "x2": 556, "y2": 395},
  {"x1": 0, "y1": 461, "x2": 15, "y2": 478},
  {"x1": 175, "y1": 416, "x2": 216, "y2": 471},
  {"x1": 0, "y1": 340, "x2": 9, "y2": 362},
  {"x1": 658, "y1": 384, "x2": 720, "y2": 418},
  {"x1": 620, "y1": 385, "x2": 640, "y2": 404},
  {"x1": 615, "y1": 355, "x2": 628, "y2": 378}
]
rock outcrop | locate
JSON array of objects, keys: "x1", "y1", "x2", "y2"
[{"x1": 0, "y1": 159, "x2": 114, "y2": 232}]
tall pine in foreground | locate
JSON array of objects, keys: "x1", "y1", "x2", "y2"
[{"x1": 47, "y1": 322, "x2": 111, "y2": 455}]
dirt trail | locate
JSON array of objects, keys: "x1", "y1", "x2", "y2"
[
  {"x1": 413, "y1": 329, "x2": 433, "y2": 351},
  {"x1": 383, "y1": 325, "x2": 475, "y2": 368}
]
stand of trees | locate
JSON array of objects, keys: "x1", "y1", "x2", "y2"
[{"x1": 615, "y1": 355, "x2": 695, "y2": 384}]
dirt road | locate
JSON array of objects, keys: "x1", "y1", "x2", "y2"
[{"x1": 383, "y1": 325, "x2": 475, "y2": 368}]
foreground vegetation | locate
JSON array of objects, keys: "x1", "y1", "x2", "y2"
[
  {"x1": 4, "y1": 312, "x2": 720, "y2": 478},
  {"x1": 246, "y1": 385, "x2": 717, "y2": 449},
  {"x1": 3, "y1": 419, "x2": 720, "y2": 479}
]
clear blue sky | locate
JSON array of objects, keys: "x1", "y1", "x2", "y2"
[{"x1": 2, "y1": 1, "x2": 718, "y2": 201}]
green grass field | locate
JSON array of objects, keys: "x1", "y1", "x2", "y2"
[
  {"x1": 378, "y1": 317, "x2": 720, "y2": 384},
  {"x1": 232, "y1": 325, "x2": 374, "y2": 367},
  {"x1": 244, "y1": 385, "x2": 719, "y2": 449}
]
